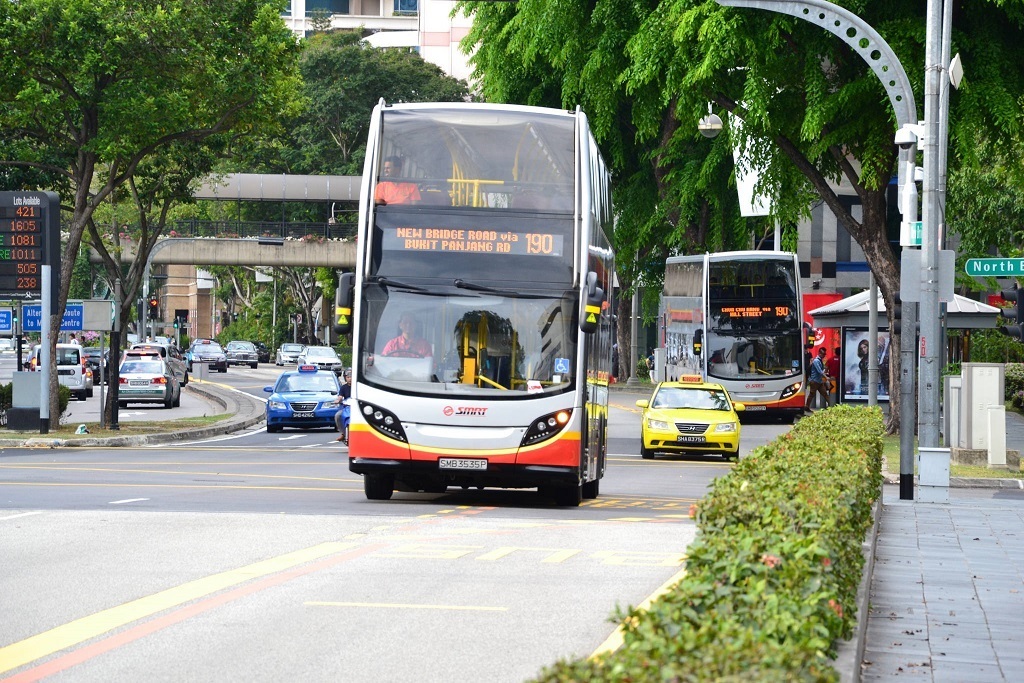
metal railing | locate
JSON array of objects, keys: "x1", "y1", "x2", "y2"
[{"x1": 169, "y1": 219, "x2": 357, "y2": 241}]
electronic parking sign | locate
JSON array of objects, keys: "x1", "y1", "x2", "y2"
[{"x1": 0, "y1": 191, "x2": 60, "y2": 302}]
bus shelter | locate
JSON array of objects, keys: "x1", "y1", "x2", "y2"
[{"x1": 808, "y1": 291, "x2": 1000, "y2": 403}]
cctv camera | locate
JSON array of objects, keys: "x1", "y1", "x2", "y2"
[{"x1": 894, "y1": 127, "x2": 918, "y2": 150}]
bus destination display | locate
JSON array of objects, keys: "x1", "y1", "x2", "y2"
[
  {"x1": 384, "y1": 227, "x2": 563, "y2": 257},
  {"x1": 719, "y1": 305, "x2": 791, "y2": 320},
  {"x1": 0, "y1": 204, "x2": 44, "y2": 295}
]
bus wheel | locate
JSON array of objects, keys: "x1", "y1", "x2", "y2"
[
  {"x1": 582, "y1": 478, "x2": 600, "y2": 500},
  {"x1": 364, "y1": 474, "x2": 394, "y2": 501},
  {"x1": 550, "y1": 483, "x2": 582, "y2": 507}
]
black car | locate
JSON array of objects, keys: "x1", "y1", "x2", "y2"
[
  {"x1": 186, "y1": 339, "x2": 228, "y2": 373},
  {"x1": 82, "y1": 347, "x2": 110, "y2": 384},
  {"x1": 251, "y1": 341, "x2": 271, "y2": 364}
]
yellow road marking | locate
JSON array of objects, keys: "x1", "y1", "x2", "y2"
[
  {"x1": 0, "y1": 465, "x2": 355, "y2": 483},
  {"x1": 590, "y1": 565, "x2": 689, "y2": 660},
  {"x1": 306, "y1": 601, "x2": 507, "y2": 612},
  {"x1": 0, "y1": 542, "x2": 354, "y2": 676},
  {"x1": 0, "y1": 482, "x2": 363, "y2": 493}
]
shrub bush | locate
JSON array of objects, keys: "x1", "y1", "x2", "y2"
[
  {"x1": 1005, "y1": 363, "x2": 1024, "y2": 403},
  {"x1": 635, "y1": 358, "x2": 650, "y2": 381},
  {"x1": 532, "y1": 405, "x2": 884, "y2": 682}
]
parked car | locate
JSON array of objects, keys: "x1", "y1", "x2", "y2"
[
  {"x1": 636, "y1": 380, "x2": 745, "y2": 461},
  {"x1": 264, "y1": 365, "x2": 343, "y2": 433},
  {"x1": 28, "y1": 344, "x2": 92, "y2": 401},
  {"x1": 251, "y1": 341, "x2": 271, "y2": 364},
  {"x1": 275, "y1": 342, "x2": 304, "y2": 366},
  {"x1": 225, "y1": 340, "x2": 259, "y2": 368},
  {"x1": 82, "y1": 347, "x2": 110, "y2": 384},
  {"x1": 186, "y1": 339, "x2": 228, "y2": 372},
  {"x1": 296, "y1": 345, "x2": 344, "y2": 375},
  {"x1": 118, "y1": 349, "x2": 181, "y2": 408},
  {"x1": 130, "y1": 342, "x2": 189, "y2": 386}
]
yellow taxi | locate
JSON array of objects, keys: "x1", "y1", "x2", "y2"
[{"x1": 636, "y1": 380, "x2": 744, "y2": 461}]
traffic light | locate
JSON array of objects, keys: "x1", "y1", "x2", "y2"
[
  {"x1": 891, "y1": 295, "x2": 902, "y2": 336},
  {"x1": 173, "y1": 317, "x2": 179, "y2": 330},
  {"x1": 999, "y1": 285, "x2": 1024, "y2": 340},
  {"x1": 334, "y1": 272, "x2": 354, "y2": 335},
  {"x1": 804, "y1": 322, "x2": 816, "y2": 348},
  {"x1": 148, "y1": 296, "x2": 159, "y2": 317}
]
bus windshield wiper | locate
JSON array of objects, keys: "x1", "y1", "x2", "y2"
[
  {"x1": 453, "y1": 279, "x2": 553, "y2": 299},
  {"x1": 367, "y1": 276, "x2": 429, "y2": 293}
]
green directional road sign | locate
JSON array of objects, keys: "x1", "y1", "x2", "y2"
[{"x1": 965, "y1": 258, "x2": 1024, "y2": 277}]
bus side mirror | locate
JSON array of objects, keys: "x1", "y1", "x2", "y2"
[
  {"x1": 693, "y1": 328, "x2": 703, "y2": 356},
  {"x1": 804, "y1": 321, "x2": 816, "y2": 349},
  {"x1": 334, "y1": 272, "x2": 355, "y2": 335},
  {"x1": 579, "y1": 271, "x2": 603, "y2": 334}
]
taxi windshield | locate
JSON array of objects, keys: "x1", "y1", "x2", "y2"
[
  {"x1": 652, "y1": 387, "x2": 731, "y2": 411},
  {"x1": 278, "y1": 374, "x2": 339, "y2": 393}
]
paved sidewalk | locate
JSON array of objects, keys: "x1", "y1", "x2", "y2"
[{"x1": 858, "y1": 409, "x2": 1024, "y2": 682}]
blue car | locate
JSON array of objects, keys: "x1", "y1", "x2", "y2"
[{"x1": 264, "y1": 365, "x2": 342, "y2": 433}]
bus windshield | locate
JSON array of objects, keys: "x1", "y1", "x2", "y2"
[
  {"x1": 358, "y1": 286, "x2": 578, "y2": 398},
  {"x1": 705, "y1": 259, "x2": 803, "y2": 381}
]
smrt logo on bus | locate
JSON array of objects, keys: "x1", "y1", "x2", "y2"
[
  {"x1": 744, "y1": 383, "x2": 765, "y2": 389},
  {"x1": 443, "y1": 406, "x2": 488, "y2": 417}
]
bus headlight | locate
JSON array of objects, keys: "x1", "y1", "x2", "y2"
[
  {"x1": 358, "y1": 401, "x2": 408, "y2": 443},
  {"x1": 521, "y1": 409, "x2": 573, "y2": 447},
  {"x1": 780, "y1": 382, "x2": 802, "y2": 399}
]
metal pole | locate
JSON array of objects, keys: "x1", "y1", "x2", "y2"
[
  {"x1": 868, "y1": 272, "x2": 878, "y2": 406},
  {"x1": 918, "y1": 0, "x2": 944, "y2": 449},
  {"x1": 111, "y1": 278, "x2": 121, "y2": 430},
  {"x1": 40, "y1": 265, "x2": 51, "y2": 434},
  {"x1": 626, "y1": 285, "x2": 640, "y2": 386}
]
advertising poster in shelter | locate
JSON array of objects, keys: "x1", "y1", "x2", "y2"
[{"x1": 841, "y1": 328, "x2": 891, "y2": 402}]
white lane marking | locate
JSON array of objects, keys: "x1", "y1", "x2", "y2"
[
  {"x1": 279, "y1": 434, "x2": 308, "y2": 440},
  {"x1": 158, "y1": 427, "x2": 270, "y2": 446},
  {"x1": 0, "y1": 511, "x2": 44, "y2": 521},
  {"x1": 109, "y1": 498, "x2": 150, "y2": 505}
]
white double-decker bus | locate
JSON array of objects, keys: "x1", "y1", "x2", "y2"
[
  {"x1": 661, "y1": 251, "x2": 808, "y2": 421},
  {"x1": 336, "y1": 102, "x2": 614, "y2": 505}
]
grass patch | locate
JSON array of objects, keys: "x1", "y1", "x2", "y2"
[
  {"x1": 882, "y1": 434, "x2": 1021, "y2": 478},
  {"x1": 4, "y1": 414, "x2": 231, "y2": 438}
]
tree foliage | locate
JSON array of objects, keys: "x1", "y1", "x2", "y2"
[
  {"x1": 460, "y1": 0, "x2": 1024, "y2": 428},
  {"x1": 0, "y1": 0, "x2": 302, "y2": 420}
]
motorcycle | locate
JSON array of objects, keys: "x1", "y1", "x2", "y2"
[{"x1": 338, "y1": 398, "x2": 351, "y2": 444}]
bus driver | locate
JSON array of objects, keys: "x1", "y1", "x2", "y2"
[{"x1": 382, "y1": 314, "x2": 432, "y2": 358}]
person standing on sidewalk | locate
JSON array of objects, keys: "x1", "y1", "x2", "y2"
[
  {"x1": 805, "y1": 347, "x2": 829, "y2": 413},
  {"x1": 826, "y1": 346, "x2": 841, "y2": 405}
]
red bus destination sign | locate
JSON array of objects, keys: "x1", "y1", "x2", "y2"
[{"x1": 0, "y1": 192, "x2": 60, "y2": 301}]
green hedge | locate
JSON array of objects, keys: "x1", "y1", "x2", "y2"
[{"x1": 533, "y1": 405, "x2": 884, "y2": 682}]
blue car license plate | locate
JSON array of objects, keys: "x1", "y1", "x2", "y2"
[{"x1": 293, "y1": 411, "x2": 315, "y2": 418}]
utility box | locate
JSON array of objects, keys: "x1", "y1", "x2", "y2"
[
  {"x1": 8, "y1": 371, "x2": 42, "y2": 432},
  {"x1": 959, "y1": 363, "x2": 1004, "y2": 449},
  {"x1": 918, "y1": 447, "x2": 951, "y2": 503}
]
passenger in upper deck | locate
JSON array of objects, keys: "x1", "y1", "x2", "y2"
[{"x1": 374, "y1": 156, "x2": 421, "y2": 206}]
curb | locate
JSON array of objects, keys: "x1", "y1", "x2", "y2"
[
  {"x1": 883, "y1": 472, "x2": 1024, "y2": 489},
  {"x1": 0, "y1": 382, "x2": 266, "y2": 448},
  {"x1": 832, "y1": 490, "x2": 883, "y2": 683}
]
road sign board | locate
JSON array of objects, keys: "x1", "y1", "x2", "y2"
[
  {"x1": 965, "y1": 258, "x2": 1024, "y2": 277},
  {"x1": 0, "y1": 308, "x2": 11, "y2": 333},
  {"x1": 21, "y1": 302, "x2": 84, "y2": 332}
]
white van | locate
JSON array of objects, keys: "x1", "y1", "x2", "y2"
[{"x1": 28, "y1": 343, "x2": 92, "y2": 401}]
